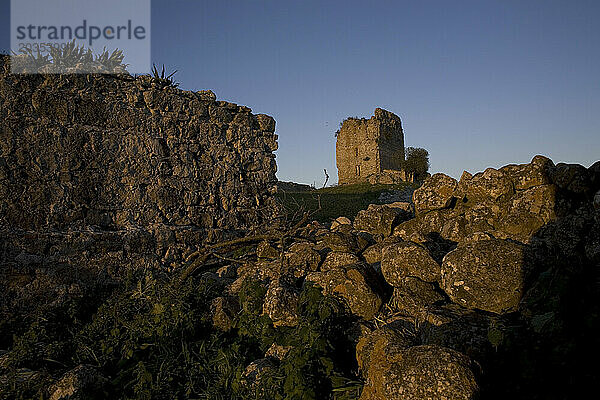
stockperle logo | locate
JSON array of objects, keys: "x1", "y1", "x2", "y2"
[{"x1": 10, "y1": 0, "x2": 151, "y2": 74}]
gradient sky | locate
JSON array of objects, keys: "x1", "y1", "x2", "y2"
[{"x1": 2, "y1": 0, "x2": 599, "y2": 184}]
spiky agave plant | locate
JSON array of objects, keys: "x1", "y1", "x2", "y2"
[
  {"x1": 151, "y1": 64, "x2": 179, "y2": 88},
  {"x1": 96, "y1": 47, "x2": 128, "y2": 71},
  {"x1": 48, "y1": 39, "x2": 93, "y2": 67},
  {"x1": 16, "y1": 47, "x2": 51, "y2": 70}
]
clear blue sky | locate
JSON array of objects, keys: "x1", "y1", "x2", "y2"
[{"x1": 2, "y1": 1, "x2": 599, "y2": 184}]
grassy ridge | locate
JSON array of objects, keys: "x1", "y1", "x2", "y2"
[{"x1": 275, "y1": 182, "x2": 416, "y2": 223}]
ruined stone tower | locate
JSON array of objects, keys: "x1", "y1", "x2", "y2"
[{"x1": 336, "y1": 108, "x2": 405, "y2": 185}]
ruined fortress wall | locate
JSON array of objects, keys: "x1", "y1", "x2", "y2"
[
  {"x1": 376, "y1": 109, "x2": 404, "y2": 171},
  {"x1": 0, "y1": 55, "x2": 278, "y2": 245},
  {"x1": 336, "y1": 108, "x2": 404, "y2": 185},
  {"x1": 336, "y1": 118, "x2": 380, "y2": 184}
]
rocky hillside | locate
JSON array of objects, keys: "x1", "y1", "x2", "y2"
[{"x1": 1, "y1": 154, "x2": 598, "y2": 399}]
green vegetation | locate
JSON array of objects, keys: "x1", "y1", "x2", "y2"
[
  {"x1": 276, "y1": 182, "x2": 416, "y2": 223},
  {"x1": 1, "y1": 271, "x2": 361, "y2": 399},
  {"x1": 400, "y1": 147, "x2": 429, "y2": 181}
]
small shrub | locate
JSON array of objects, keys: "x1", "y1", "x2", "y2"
[{"x1": 150, "y1": 64, "x2": 179, "y2": 88}]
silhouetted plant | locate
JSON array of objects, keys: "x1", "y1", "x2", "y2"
[
  {"x1": 401, "y1": 147, "x2": 430, "y2": 181},
  {"x1": 150, "y1": 63, "x2": 179, "y2": 88},
  {"x1": 95, "y1": 47, "x2": 128, "y2": 71}
]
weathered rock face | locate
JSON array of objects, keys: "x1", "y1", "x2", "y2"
[
  {"x1": 0, "y1": 54, "x2": 279, "y2": 270},
  {"x1": 381, "y1": 241, "x2": 441, "y2": 285},
  {"x1": 389, "y1": 278, "x2": 446, "y2": 319},
  {"x1": 412, "y1": 173, "x2": 458, "y2": 215},
  {"x1": 307, "y1": 262, "x2": 383, "y2": 320},
  {"x1": 336, "y1": 108, "x2": 406, "y2": 185},
  {"x1": 354, "y1": 203, "x2": 411, "y2": 237},
  {"x1": 0, "y1": 55, "x2": 277, "y2": 233},
  {"x1": 358, "y1": 335, "x2": 479, "y2": 400},
  {"x1": 441, "y1": 239, "x2": 525, "y2": 314},
  {"x1": 395, "y1": 156, "x2": 579, "y2": 246}
]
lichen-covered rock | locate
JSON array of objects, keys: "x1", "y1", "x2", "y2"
[
  {"x1": 362, "y1": 236, "x2": 403, "y2": 265},
  {"x1": 49, "y1": 364, "x2": 107, "y2": 400},
  {"x1": 589, "y1": 161, "x2": 600, "y2": 191},
  {"x1": 441, "y1": 239, "x2": 525, "y2": 314},
  {"x1": 283, "y1": 241, "x2": 321, "y2": 278},
  {"x1": 359, "y1": 343, "x2": 479, "y2": 400},
  {"x1": 320, "y1": 231, "x2": 363, "y2": 253},
  {"x1": 509, "y1": 184, "x2": 556, "y2": 223},
  {"x1": 419, "y1": 305, "x2": 495, "y2": 360},
  {"x1": 389, "y1": 277, "x2": 446, "y2": 319},
  {"x1": 262, "y1": 279, "x2": 300, "y2": 327},
  {"x1": 381, "y1": 242, "x2": 441, "y2": 285},
  {"x1": 496, "y1": 210, "x2": 545, "y2": 243},
  {"x1": 330, "y1": 216, "x2": 352, "y2": 231},
  {"x1": 412, "y1": 173, "x2": 458, "y2": 215},
  {"x1": 307, "y1": 263, "x2": 383, "y2": 320},
  {"x1": 462, "y1": 167, "x2": 514, "y2": 203},
  {"x1": 500, "y1": 155, "x2": 554, "y2": 190},
  {"x1": 356, "y1": 322, "x2": 414, "y2": 377},
  {"x1": 321, "y1": 251, "x2": 360, "y2": 271},
  {"x1": 585, "y1": 217, "x2": 600, "y2": 264},
  {"x1": 354, "y1": 204, "x2": 411, "y2": 237}
]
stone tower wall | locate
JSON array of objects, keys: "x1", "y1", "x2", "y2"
[{"x1": 336, "y1": 108, "x2": 405, "y2": 185}]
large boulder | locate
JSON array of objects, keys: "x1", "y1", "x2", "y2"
[
  {"x1": 381, "y1": 242, "x2": 441, "y2": 284},
  {"x1": 356, "y1": 322, "x2": 414, "y2": 377},
  {"x1": 320, "y1": 251, "x2": 360, "y2": 271},
  {"x1": 590, "y1": 161, "x2": 600, "y2": 191},
  {"x1": 389, "y1": 277, "x2": 446, "y2": 319},
  {"x1": 283, "y1": 241, "x2": 321, "y2": 278},
  {"x1": 507, "y1": 184, "x2": 556, "y2": 223},
  {"x1": 330, "y1": 216, "x2": 352, "y2": 231},
  {"x1": 359, "y1": 343, "x2": 479, "y2": 400},
  {"x1": 362, "y1": 236, "x2": 403, "y2": 270},
  {"x1": 500, "y1": 155, "x2": 554, "y2": 190},
  {"x1": 307, "y1": 263, "x2": 383, "y2": 320},
  {"x1": 412, "y1": 173, "x2": 458, "y2": 215},
  {"x1": 461, "y1": 167, "x2": 514, "y2": 202},
  {"x1": 354, "y1": 204, "x2": 411, "y2": 237},
  {"x1": 319, "y1": 230, "x2": 365, "y2": 253},
  {"x1": 419, "y1": 305, "x2": 495, "y2": 360},
  {"x1": 441, "y1": 239, "x2": 526, "y2": 314}
]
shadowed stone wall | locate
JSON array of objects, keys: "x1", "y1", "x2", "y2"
[
  {"x1": 336, "y1": 108, "x2": 405, "y2": 185},
  {"x1": 0, "y1": 55, "x2": 279, "y2": 270}
]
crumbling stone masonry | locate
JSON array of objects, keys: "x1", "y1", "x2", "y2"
[
  {"x1": 0, "y1": 55, "x2": 279, "y2": 271},
  {"x1": 336, "y1": 108, "x2": 406, "y2": 185}
]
